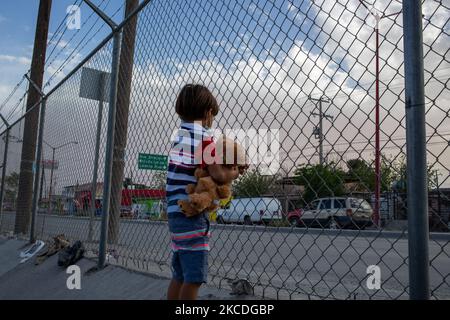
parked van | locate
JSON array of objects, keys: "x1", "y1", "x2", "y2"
[{"x1": 216, "y1": 197, "x2": 283, "y2": 225}]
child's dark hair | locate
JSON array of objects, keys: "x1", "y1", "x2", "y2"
[{"x1": 175, "y1": 84, "x2": 219, "y2": 121}]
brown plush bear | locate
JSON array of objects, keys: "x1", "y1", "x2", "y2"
[
  {"x1": 177, "y1": 137, "x2": 248, "y2": 217},
  {"x1": 178, "y1": 168, "x2": 232, "y2": 217}
]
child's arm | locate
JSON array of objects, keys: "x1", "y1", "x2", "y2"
[{"x1": 207, "y1": 164, "x2": 229, "y2": 184}]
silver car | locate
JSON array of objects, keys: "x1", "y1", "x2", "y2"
[{"x1": 300, "y1": 197, "x2": 373, "y2": 229}]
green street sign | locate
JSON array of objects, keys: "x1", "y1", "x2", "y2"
[{"x1": 138, "y1": 153, "x2": 168, "y2": 171}]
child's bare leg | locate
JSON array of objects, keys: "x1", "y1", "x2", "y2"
[
  {"x1": 167, "y1": 279, "x2": 183, "y2": 300},
  {"x1": 179, "y1": 282, "x2": 202, "y2": 300}
]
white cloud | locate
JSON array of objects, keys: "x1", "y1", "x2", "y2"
[
  {"x1": 0, "y1": 81, "x2": 28, "y2": 125},
  {"x1": 0, "y1": 53, "x2": 31, "y2": 122},
  {"x1": 7, "y1": 0, "x2": 449, "y2": 188},
  {"x1": 43, "y1": 51, "x2": 83, "y2": 89},
  {"x1": 121, "y1": 0, "x2": 448, "y2": 180},
  {"x1": 0, "y1": 55, "x2": 31, "y2": 66},
  {"x1": 48, "y1": 39, "x2": 69, "y2": 49}
]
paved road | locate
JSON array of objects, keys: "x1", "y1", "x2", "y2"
[{"x1": 1, "y1": 212, "x2": 449, "y2": 299}]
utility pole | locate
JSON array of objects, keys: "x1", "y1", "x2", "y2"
[
  {"x1": 108, "y1": 0, "x2": 139, "y2": 244},
  {"x1": 15, "y1": 0, "x2": 52, "y2": 235},
  {"x1": 310, "y1": 96, "x2": 332, "y2": 166}
]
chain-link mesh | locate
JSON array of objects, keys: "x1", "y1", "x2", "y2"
[
  {"x1": 0, "y1": 0, "x2": 448, "y2": 299},
  {"x1": 28, "y1": 38, "x2": 115, "y2": 256},
  {"x1": 0, "y1": 117, "x2": 27, "y2": 234}
]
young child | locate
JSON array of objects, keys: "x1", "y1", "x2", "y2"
[{"x1": 166, "y1": 84, "x2": 228, "y2": 300}]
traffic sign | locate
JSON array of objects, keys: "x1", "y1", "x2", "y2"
[
  {"x1": 138, "y1": 153, "x2": 168, "y2": 171},
  {"x1": 79, "y1": 67, "x2": 110, "y2": 102}
]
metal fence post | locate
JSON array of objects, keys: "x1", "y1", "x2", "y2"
[
  {"x1": 98, "y1": 30, "x2": 122, "y2": 269},
  {"x1": 88, "y1": 74, "x2": 105, "y2": 242},
  {"x1": 30, "y1": 97, "x2": 47, "y2": 243},
  {"x1": 403, "y1": 0, "x2": 430, "y2": 300},
  {"x1": 0, "y1": 123, "x2": 10, "y2": 227}
]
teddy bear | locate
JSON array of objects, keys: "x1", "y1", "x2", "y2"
[
  {"x1": 177, "y1": 136, "x2": 248, "y2": 217},
  {"x1": 177, "y1": 168, "x2": 231, "y2": 216}
]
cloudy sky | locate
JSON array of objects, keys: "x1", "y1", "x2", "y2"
[
  {"x1": 0, "y1": 0, "x2": 123, "y2": 124},
  {"x1": 0, "y1": 0, "x2": 449, "y2": 196}
]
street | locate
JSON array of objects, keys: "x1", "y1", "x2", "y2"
[{"x1": 1, "y1": 212, "x2": 448, "y2": 299}]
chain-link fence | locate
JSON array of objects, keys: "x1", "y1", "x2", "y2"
[
  {"x1": 0, "y1": 0, "x2": 449, "y2": 300},
  {"x1": 0, "y1": 115, "x2": 27, "y2": 234}
]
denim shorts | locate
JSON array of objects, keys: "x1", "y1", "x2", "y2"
[{"x1": 171, "y1": 250, "x2": 208, "y2": 284}]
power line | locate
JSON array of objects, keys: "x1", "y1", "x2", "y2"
[
  {"x1": 322, "y1": 141, "x2": 448, "y2": 158},
  {"x1": 45, "y1": 0, "x2": 83, "y2": 65},
  {"x1": 44, "y1": 0, "x2": 110, "y2": 87},
  {"x1": 44, "y1": 0, "x2": 126, "y2": 89},
  {"x1": 0, "y1": 0, "x2": 81, "y2": 118},
  {"x1": 0, "y1": 75, "x2": 26, "y2": 114},
  {"x1": 242, "y1": 71, "x2": 449, "y2": 125},
  {"x1": 5, "y1": 91, "x2": 28, "y2": 122},
  {"x1": 276, "y1": 141, "x2": 449, "y2": 174},
  {"x1": 0, "y1": 0, "x2": 83, "y2": 119},
  {"x1": 45, "y1": 0, "x2": 108, "y2": 69},
  {"x1": 279, "y1": 132, "x2": 450, "y2": 156},
  {"x1": 1, "y1": 0, "x2": 123, "y2": 124}
]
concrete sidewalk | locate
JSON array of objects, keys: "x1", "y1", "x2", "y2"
[{"x1": 0, "y1": 236, "x2": 254, "y2": 300}]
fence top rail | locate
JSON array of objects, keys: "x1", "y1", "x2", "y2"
[
  {"x1": 0, "y1": 0, "x2": 154, "y2": 135},
  {"x1": 46, "y1": 0, "x2": 152, "y2": 97},
  {"x1": 0, "y1": 98, "x2": 42, "y2": 135}
]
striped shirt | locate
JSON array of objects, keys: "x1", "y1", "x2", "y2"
[{"x1": 166, "y1": 121, "x2": 215, "y2": 252}]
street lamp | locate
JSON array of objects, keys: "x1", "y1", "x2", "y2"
[
  {"x1": 43, "y1": 140, "x2": 78, "y2": 214},
  {"x1": 359, "y1": 0, "x2": 401, "y2": 227}
]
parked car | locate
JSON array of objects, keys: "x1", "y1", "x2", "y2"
[
  {"x1": 216, "y1": 197, "x2": 283, "y2": 225},
  {"x1": 286, "y1": 209, "x2": 303, "y2": 226},
  {"x1": 300, "y1": 197, "x2": 373, "y2": 229}
]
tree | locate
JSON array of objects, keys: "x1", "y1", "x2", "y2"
[
  {"x1": 232, "y1": 168, "x2": 277, "y2": 198},
  {"x1": 389, "y1": 155, "x2": 440, "y2": 192},
  {"x1": 345, "y1": 157, "x2": 394, "y2": 192},
  {"x1": 346, "y1": 158, "x2": 373, "y2": 191},
  {"x1": 152, "y1": 171, "x2": 167, "y2": 190},
  {"x1": 291, "y1": 155, "x2": 441, "y2": 207},
  {"x1": 293, "y1": 163, "x2": 346, "y2": 204}
]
